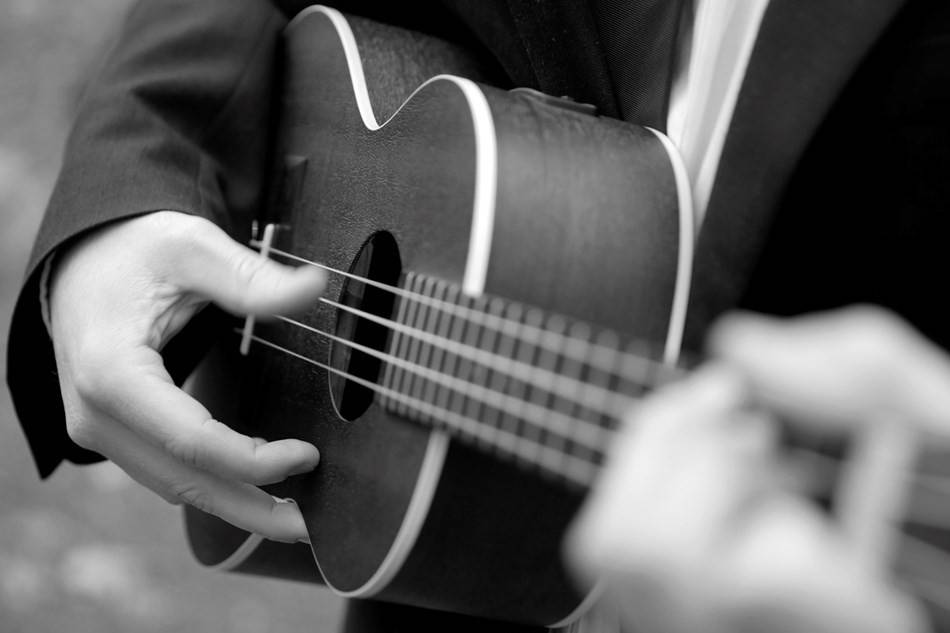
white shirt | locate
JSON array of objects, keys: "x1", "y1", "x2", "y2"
[{"x1": 667, "y1": 0, "x2": 770, "y2": 226}]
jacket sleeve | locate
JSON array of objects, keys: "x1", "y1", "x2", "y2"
[{"x1": 6, "y1": 0, "x2": 288, "y2": 477}]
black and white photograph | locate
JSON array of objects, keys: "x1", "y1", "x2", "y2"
[{"x1": 3, "y1": 1, "x2": 950, "y2": 632}]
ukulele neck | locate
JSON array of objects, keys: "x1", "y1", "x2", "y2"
[{"x1": 379, "y1": 271, "x2": 681, "y2": 489}]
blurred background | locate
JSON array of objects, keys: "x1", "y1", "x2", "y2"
[{"x1": 0, "y1": 1, "x2": 343, "y2": 631}]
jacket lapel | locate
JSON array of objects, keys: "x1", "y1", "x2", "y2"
[{"x1": 685, "y1": 0, "x2": 906, "y2": 345}]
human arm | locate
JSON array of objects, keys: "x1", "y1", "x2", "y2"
[
  {"x1": 7, "y1": 0, "x2": 290, "y2": 477},
  {"x1": 4, "y1": 0, "x2": 332, "y2": 541}
]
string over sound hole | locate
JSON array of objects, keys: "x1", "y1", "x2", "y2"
[{"x1": 329, "y1": 231, "x2": 402, "y2": 421}]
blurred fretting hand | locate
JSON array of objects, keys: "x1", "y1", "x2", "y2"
[
  {"x1": 50, "y1": 211, "x2": 326, "y2": 543},
  {"x1": 567, "y1": 307, "x2": 947, "y2": 633}
]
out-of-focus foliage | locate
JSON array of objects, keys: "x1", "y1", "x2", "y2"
[{"x1": 0, "y1": 2, "x2": 343, "y2": 631}]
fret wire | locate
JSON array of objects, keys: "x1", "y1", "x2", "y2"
[
  {"x1": 272, "y1": 316, "x2": 614, "y2": 451},
  {"x1": 476, "y1": 296, "x2": 503, "y2": 437},
  {"x1": 581, "y1": 329, "x2": 623, "y2": 467},
  {"x1": 408, "y1": 277, "x2": 437, "y2": 412},
  {"x1": 243, "y1": 331, "x2": 600, "y2": 488},
  {"x1": 397, "y1": 273, "x2": 424, "y2": 414},
  {"x1": 536, "y1": 311, "x2": 569, "y2": 463},
  {"x1": 557, "y1": 321, "x2": 593, "y2": 468},
  {"x1": 382, "y1": 278, "x2": 411, "y2": 416},
  {"x1": 591, "y1": 329, "x2": 626, "y2": 436},
  {"x1": 461, "y1": 295, "x2": 493, "y2": 450},
  {"x1": 320, "y1": 296, "x2": 637, "y2": 418},
  {"x1": 420, "y1": 280, "x2": 449, "y2": 415},
  {"x1": 490, "y1": 299, "x2": 520, "y2": 444},
  {"x1": 435, "y1": 283, "x2": 465, "y2": 419},
  {"x1": 509, "y1": 304, "x2": 540, "y2": 465},
  {"x1": 445, "y1": 292, "x2": 475, "y2": 424},
  {"x1": 409, "y1": 274, "x2": 430, "y2": 406},
  {"x1": 263, "y1": 245, "x2": 678, "y2": 381},
  {"x1": 451, "y1": 292, "x2": 475, "y2": 440},
  {"x1": 462, "y1": 295, "x2": 496, "y2": 446}
]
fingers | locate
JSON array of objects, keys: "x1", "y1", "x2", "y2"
[
  {"x1": 168, "y1": 215, "x2": 325, "y2": 316},
  {"x1": 49, "y1": 211, "x2": 323, "y2": 543},
  {"x1": 52, "y1": 212, "x2": 321, "y2": 485},
  {"x1": 709, "y1": 307, "x2": 950, "y2": 435},
  {"x1": 566, "y1": 368, "x2": 927, "y2": 633},
  {"x1": 90, "y1": 411, "x2": 309, "y2": 543},
  {"x1": 567, "y1": 368, "x2": 780, "y2": 633},
  {"x1": 567, "y1": 367, "x2": 773, "y2": 583},
  {"x1": 718, "y1": 496, "x2": 927, "y2": 633},
  {"x1": 77, "y1": 344, "x2": 319, "y2": 486}
]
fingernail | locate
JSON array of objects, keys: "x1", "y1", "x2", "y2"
[
  {"x1": 289, "y1": 463, "x2": 315, "y2": 476},
  {"x1": 298, "y1": 266, "x2": 326, "y2": 290},
  {"x1": 289, "y1": 449, "x2": 320, "y2": 475}
]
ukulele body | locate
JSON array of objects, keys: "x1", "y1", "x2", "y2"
[{"x1": 185, "y1": 6, "x2": 689, "y2": 625}]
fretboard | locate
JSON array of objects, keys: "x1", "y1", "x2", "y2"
[{"x1": 379, "y1": 271, "x2": 680, "y2": 489}]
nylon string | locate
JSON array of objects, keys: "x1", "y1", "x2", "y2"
[
  {"x1": 244, "y1": 243, "x2": 950, "y2": 579},
  {"x1": 243, "y1": 331, "x2": 601, "y2": 487},
  {"x1": 258, "y1": 243, "x2": 685, "y2": 384},
  {"x1": 240, "y1": 327, "x2": 950, "y2": 539},
  {"x1": 276, "y1": 314, "x2": 618, "y2": 450}
]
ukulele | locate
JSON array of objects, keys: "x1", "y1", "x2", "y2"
[
  {"x1": 184, "y1": 5, "x2": 690, "y2": 625},
  {"x1": 183, "y1": 5, "x2": 950, "y2": 628}
]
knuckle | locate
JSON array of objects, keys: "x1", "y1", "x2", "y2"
[
  {"x1": 165, "y1": 433, "x2": 202, "y2": 469},
  {"x1": 149, "y1": 211, "x2": 212, "y2": 244},
  {"x1": 72, "y1": 355, "x2": 119, "y2": 413},
  {"x1": 64, "y1": 414, "x2": 101, "y2": 451},
  {"x1": 230, "y1": 252, "x2": 280, "y2": 312},
  {"x1": 181, "y1": 215, "x2": 222, "y2": 248},
  {"x1": 151, "y1": 212, "x2": 221, "y2": 269},
  {"x1": 157, "y1": 489, "x2": 184, "y2": 506},
  {"x1": 843, "y1": 305, "x2": 901, "y2": 339},
  {"x1": 171, "y1": 482, "x2": 214, "y2": 514},
  {"x1": 842, "y1": 305, "x2": 909, "y2": 363},
  {"x1": 231, "y1": 250, "x2": 268, "y2": 288}
]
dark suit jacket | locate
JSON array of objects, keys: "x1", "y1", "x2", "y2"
[{"x1": 6, "y1": 0, "x2": 950, "y2": 627}]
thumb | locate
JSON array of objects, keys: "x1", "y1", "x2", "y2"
[{"x1": 173, "y1": 219, "x2": 325, "y2": 316}]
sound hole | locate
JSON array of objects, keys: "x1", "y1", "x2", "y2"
[{"x1": 329, "y1": 231, "x2": 402, "y2": 421}]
